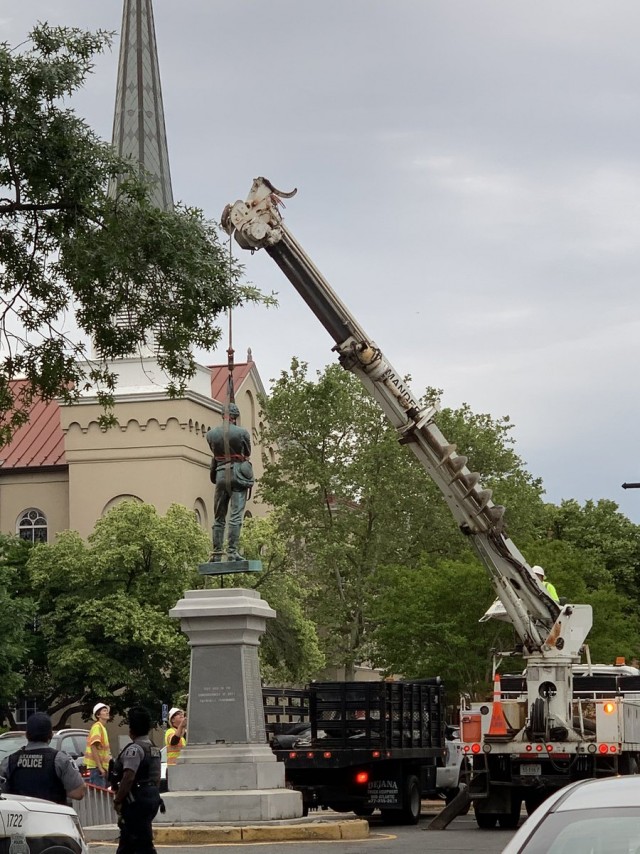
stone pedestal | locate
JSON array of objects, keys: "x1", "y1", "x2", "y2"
[{"x1": 157, "y1": 588, "x2": 302, "y2": 823}]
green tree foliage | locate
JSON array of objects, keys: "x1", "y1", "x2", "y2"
[
  {"x1": 258, "y1": 360, "x2": 544, "y2": 676},
  {"x1": 368, "y1": 556, "x2": 515, "y2": 698},
  {"x1": 0, "y1": 535, "x2": 34, "y2": 711},
  {"x1": 538, "y1": 499, "x2": 640, "y2": 594},
  {"x1": 0, "y1": 24, "x2": 268, "y2": 444},
  {"x1": 229, "y1": 516, "x2": 325, "y2": 684},
  {"x1": 24, "y1": 501, "x2": 210, "y2": 721}
]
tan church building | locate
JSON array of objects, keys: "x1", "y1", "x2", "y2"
[{"x1": 0, "y1": 355, "x2": 268, "y2": 543}]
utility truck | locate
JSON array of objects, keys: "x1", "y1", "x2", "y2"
[
  {"x1": 263, "y1": 680, "x2": 447, "y2": 823},
  {"x1": 223, "y1": 178, "x2": 640, "y2": 828}
]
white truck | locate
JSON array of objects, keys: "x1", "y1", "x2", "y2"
[{"x1": 222, "y1": 178, "x2": 640, "y2": 829}]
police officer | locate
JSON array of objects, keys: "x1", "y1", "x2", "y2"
[
  {"x1": 112, "y1": 706, "x2": 162, "y2": 854},
  {"x1": 0, "y1": 712, "x2": 86, "y2": 803},
  {"x1": 206, "y1": 402, "x2": 254, "y2": 561}
]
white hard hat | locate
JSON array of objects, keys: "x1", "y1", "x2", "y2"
[
  {"x1": 168, "y1": 707, "x2": 183, "y2": 722},
  {"x1": 93, "y1": 702, "x2": 109, "y2": 716},
  {"x1": 532, "y1": 565, "x2": 545, "y2": 578}
]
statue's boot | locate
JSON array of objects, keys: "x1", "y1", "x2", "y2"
[
  {"x1": 212, "y1": 526, "x2": 225, "y2": 562},
  {"x1": 227, "y1": 525, "x2": 245, "y2": 562}
]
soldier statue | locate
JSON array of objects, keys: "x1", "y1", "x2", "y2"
[{"x1": 206, "y1": 402, "x2": 254, "y2": 561}]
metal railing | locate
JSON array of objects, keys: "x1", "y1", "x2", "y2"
[{"x1": 75, "y1": 783, "x2": 117, "y2": 827}]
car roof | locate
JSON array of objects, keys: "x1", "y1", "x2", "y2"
[{"x1": 551, "y1": 776, "x2": 640, "y2": 811}]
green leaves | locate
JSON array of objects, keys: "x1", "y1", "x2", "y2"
[
  {"x1": 21, "y1": 501, "x2": 209, "y2": 717},
  {"x1": 0, "y1": 24, "x2": 268, "y2": 445}
]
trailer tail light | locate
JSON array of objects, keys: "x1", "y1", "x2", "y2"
[
  {"x1": 610, "y1": 745, "x2": 618, "y2": 753},
  {"x1": 323, "y1": 752, "x2": 332, "y2": 758},
  {"x1": 599, "y1": 744, "x2": 609, "y2": 754},
  {"x1": 288, "y1": 752, "x2": 297, "y2": 759},
  {"x1": 307, "y1": 752, "x2": 314, "y2": 758},
  {"x1": 372, "y1": 750, "x2": 381, "y2": 758},
  {"x1": 355, "y1": 771, "x2": 369, "y2": 784},
  {"x1": 535, "y1": 744, "x2": 543, "y2": 752},
  {"x1": 526, "y1": 744, "x2": 533, "y2": 752},
  {"x1": 603, "y1": 701, "x2": 616, "y2": 714},
  {"x1": 546, "y1": 744, "x2": 554, "y2": 752},
  {"x1": 471, "y1": 743, "x2": 481, "y2": 754}
]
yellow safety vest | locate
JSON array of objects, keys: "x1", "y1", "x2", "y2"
[
  {"x1": 84, "y1": 721, "x2": 111, "y2": 770},
  {"x1": 165, "y1": 727, "x2": 186, "y2": 765}
]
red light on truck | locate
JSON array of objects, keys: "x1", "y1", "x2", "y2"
[
  {"x1": 471, "y1": 743, "x2": 481, "y2": 754},
  {"x1": 536, "y1": 744, "x2": 543, "y2": 752},
  {"x1": 355, "y1": 772, "x2": 369, "y2": 784},
  {"x1": 323, "y1": 751, "x2": 332, "y2": 758},
  {"x1": 610, "y1": 745, "x2": 618, "y2": 753},
  {"x1": 307, "y1": 752, "x2": 314, "y2": 758},
  {"x1": 603, "y1": 701, "x2": 616, "y2": 715},
  {"x1": 463, "y1": 745, "x2": 470, "y2": 753},
  {"x1": 598, "y1": 744, "x2": 609, "y2": 754},
  {"x1": 289, "y1": 752, "x2": 297, "y2": 759},
  {"x1": 546, "y1": 744, "x2": 554, "y2": 752}
]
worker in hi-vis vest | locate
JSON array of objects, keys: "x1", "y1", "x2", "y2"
[
  {"x1": 164, "y1": 707, "x2": 187, "y2": 766},
  {"x1": 84, "y1": 702, "x2": 112, "y2": 788},
  {"x1": 532, "y1": 565, "x2": 559, "y2": 603}
]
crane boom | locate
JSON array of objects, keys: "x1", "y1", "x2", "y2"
[{"x1": 222, "y1": 178, "x2": 591, "y2": 679}]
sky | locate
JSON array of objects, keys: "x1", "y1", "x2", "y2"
[{"x1": 6, "y1": 1, "x2": 640, "y2": 520}]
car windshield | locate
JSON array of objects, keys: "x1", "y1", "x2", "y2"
[
  {"x1": 520, "y1": 808, "x2": 640, "y2": 854},
  {"x1": 0, "y1": 734, "x2": 27, "y2": 760}
]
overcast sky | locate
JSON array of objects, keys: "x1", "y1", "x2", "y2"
[{"x1": 7, "y1": 1, "x2": 640, "y2": 520}]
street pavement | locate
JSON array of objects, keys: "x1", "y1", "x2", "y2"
[{"x1": 89, "y1": 810, "x2": 519, "y2": 853}]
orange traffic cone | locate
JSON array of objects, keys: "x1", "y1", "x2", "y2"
[{"x1": 487, "y1": 673, "x2": 510, "y2": 736}]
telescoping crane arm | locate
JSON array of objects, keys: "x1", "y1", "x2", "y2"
[{"x1": 222, "y1": 178, "x2": 591, "y2": 662}]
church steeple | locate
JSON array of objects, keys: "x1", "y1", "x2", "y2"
[{"x1": 110, "y1": 0, "x2": 174, "y2": 210}]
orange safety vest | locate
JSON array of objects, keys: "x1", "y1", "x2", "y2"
[
  {"x1": 84, "y1": 721, "x2": 111, "y2": 770},
  {"x1": 165, "y1": 727, "x2": 186, "y2": 765}
]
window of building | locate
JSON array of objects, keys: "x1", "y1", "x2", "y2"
[
  {"x1": 17, "y1": 509, "x2": 48, "y2": 543},
  {"x1": 13, "y1": 697, "x2": 38, "y2": 725}
]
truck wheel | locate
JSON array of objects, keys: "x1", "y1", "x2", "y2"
[
  {"x1": 498, "y1": 797, "x2": 522, "y2": 829},
  {"x1": 399, "y1": 774, "x2": 421, "y2": 825},
  {"x1": 354, "y1": 805, "x2": 375, "y2": 817},
  {"x1": 474, "y1": 806, "x2": 498, "y2": 829}
]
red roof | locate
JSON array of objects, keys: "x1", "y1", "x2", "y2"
[
  {"x1": 209, "y1": 362, "x2": 253, "y2": 403},
  {"x1": 0, "y1": 386, "x2": 66, "y2": 470},
  {"x1": 0, "y1": 363, "x2": 255, "y2": 472}
]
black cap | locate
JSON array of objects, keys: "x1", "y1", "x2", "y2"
[{"x1": 26, "y1": 712, "x2": 53, "y2": 742}]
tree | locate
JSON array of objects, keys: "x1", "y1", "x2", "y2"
[
  {"x1": 231, "y1": 516, "x2": 325, "y2": 684},
  {"x1": 258, "y1": 360, "x2": 545, "y2": 676},
  {"x1": 24, "y1": 501, "x2": 210, "y2": 723},
  {"x1": 368, "y1": 556, "x2": 513, "y2": 699},
  {"x1": 0, "y1": 534, "x2": 34, "y2": 714},
  {"x1": 0, "y1": 24, "x2": 268, "y2": 444}
]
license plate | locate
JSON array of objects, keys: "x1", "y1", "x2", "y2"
[{"x1": 520, "y1": 763, "x2": 541, "y2": 776}]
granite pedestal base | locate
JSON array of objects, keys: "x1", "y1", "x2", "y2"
[{"x1": 158, "y1": 589, "x2": 302, "y2": 823}]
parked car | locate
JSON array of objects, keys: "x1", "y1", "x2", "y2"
[
  {"x1": 0, "y1": 729, "x2": 90, "y2": 776},
  {"x1": 502, "y1": 775, "x2": 640, "y2": 853},
  {"x1": 0, "y1": 791, "x2": 88, "y2": 853}
]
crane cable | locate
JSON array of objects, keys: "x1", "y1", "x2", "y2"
[{"x1": 223, "y1": 236, "x2": 235, "y2": 498}]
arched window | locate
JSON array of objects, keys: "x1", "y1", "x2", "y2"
[{"x1": 17, "y1": 509, "x2": 48, "y2": 543}]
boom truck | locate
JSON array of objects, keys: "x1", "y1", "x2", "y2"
[{"x1": 222, "y1": 178, "x2": 640, "y2": 828}]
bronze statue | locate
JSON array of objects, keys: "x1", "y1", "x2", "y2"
[{"x1": 206, "y1": 403, "x2": 254, "y2": 561}]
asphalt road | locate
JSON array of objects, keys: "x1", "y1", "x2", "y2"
[{"x1": 89, "y1": 811, "x2": 519, "y2": 854}]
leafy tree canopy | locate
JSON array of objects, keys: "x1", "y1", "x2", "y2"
[
  {"x1": 23, "y1": 501, "x2": 210, "y2": 723},
  {"x1": 0, "y1": 534, "x2": 34, "y2": 710},
  {"x1": 258, "y1": 360, "x2": 545, "y2": 676},
  {"x1": 0, "y1": 24, "x2": 269, "y2": 444}
]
